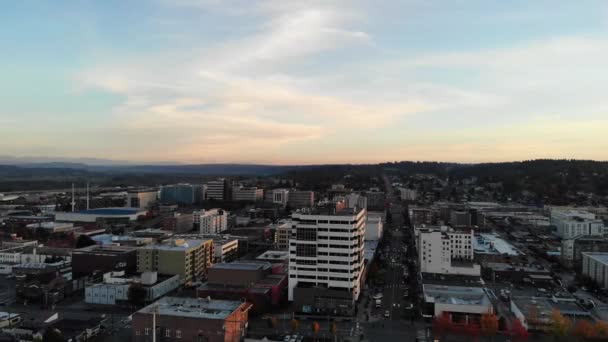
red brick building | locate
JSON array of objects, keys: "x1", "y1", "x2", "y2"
[{"x1": 132, "y1": 297, "x2": 251, "y2": 342}]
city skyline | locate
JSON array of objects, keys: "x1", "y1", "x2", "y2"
[{"x1": 2, "y1": 1, "x2": 608, "y2": 164}]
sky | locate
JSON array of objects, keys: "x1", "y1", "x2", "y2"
[{"x1": 1, "y1": 0, "x2": 608, "y2": 165}]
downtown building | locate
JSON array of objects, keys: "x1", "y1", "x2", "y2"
[
  {"x1": 417, "y1": 226, "x2": 480, "y2": 276},
  {"x1": 193, "y1": 209, "x2": 228, "y2": 234},
  {"x1": 232, "y1": 186, "x2": 264, "y2": 202},
  {"x1": 159, "y1": 184, "x2": 205, "y2": 205},
  {"x1": 206, "y1": 178, "x2": 230, "y2": 201},
  {"x1": 288, "y1": 204, "x2": 366, "y2": 316},
  {"x1": 551, "y1": 209, "x2": 605, "y2": 239},
  {"x1": 288, "y1": 190, "x2": 315, "y2": 210}
]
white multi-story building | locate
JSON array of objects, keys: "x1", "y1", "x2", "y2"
[
  {"x1": 417, "y1": 226, "x2": 480, "y2": 276},
  {"x1": 232, "y1": 187, "x2": 263, "y2": 202},
  {"x1": 345, "y1": 193, "x2": 367, "y2": 210},
  {"x1": 582, "y1": 252, "x2": 608, "y2": 288},
  {"x1": 288, "y1": 206, "x2": 366, "y2": 316},
  {"x1": 269, "y1": 189, "x2": 289, "y2": 207},
  {"x1": 398, "y1": 188, "x2": 418, "y2": 201},
  {"x1": 206, "y1": 179, "x2": 228, "y2": 201},
  {"x1": 365, "y1": 212, "x2": 383, "y2": 241},
  {"x1": 194, "y1": 209, "x2": 228, "y2": 234},
  {"x1": 550, "y1": 209, "x2": 605, "y2": 239}
]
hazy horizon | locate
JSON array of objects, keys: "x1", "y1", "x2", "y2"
[{"x1": 2, "y1": 1, "x2": 608, "y2": 164}]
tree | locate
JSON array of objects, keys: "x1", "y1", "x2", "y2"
[
  {"x1": 330, "y1": 322, "x2": 338, "y2": 337},
  {"x1": 290, "y1": 319, "x2": 300, "y2": 333},
  {"x1": 527, "y1": 305, "x2": 540, "y2": 331},
  {"x1": 572, "y1": 320, "x2": 595, "y2": 340},
  {"x1": 434, "y1": 312, "x2": 452, "y2": 334},
  {"x1": 549, "y1": 309, "x2": 571, "y2": 339},
  {"x1": 311, "y1": 321, "x2": 320, "y2": 337},
  {"x1": 480, "y1": 311, "x2": 499, "y2": 341},
  {"x1": 509, "y1": 319, "x2": 529, "y2": 341},
  {"x1": 127, "y1": 283, "x2": 147, "y2": 307},
  {"x1": 595, "y1": 321, "x2": 608, "y2": 338},
  {"x1": 75, "y1": 235, "x2": 96, "y2": 248},
  {"x1": 43, "y1": 328, "x2": 66, "y2": 342}
]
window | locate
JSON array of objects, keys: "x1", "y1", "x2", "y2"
[
  {"x1": 297, "y1": 228, "x2": 317, "y2": 241},
  {"x1": 296, "y1": 244, "x2": 317, "y2": 257},
  {"x1": 165, "y1": 329, "x2": 171, "y2": 337},
  {"x1": 176, "y1": 330, "x2": 182, "y2": 338},
  {"x1": 145, "y1": 328, "x2": 150, "y2": 335}
]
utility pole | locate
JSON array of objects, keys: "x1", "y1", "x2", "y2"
[
  {"x1": 152, "y1": 305, "x2": 156, "y2": 342},
  {"x1": 71, "y1": 183, "x2": 75, "y2": 212},
  {"x1": 86, "y1": 181, "x2": 90, "y2": 210}
]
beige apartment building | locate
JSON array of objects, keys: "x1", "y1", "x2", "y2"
[{"x1": 137, "y1": 239, "x2": 214, "y2": 283}]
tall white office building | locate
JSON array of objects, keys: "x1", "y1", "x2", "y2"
[{"x1": 288, "y1": 204, "x2": 366, "y2": 316}]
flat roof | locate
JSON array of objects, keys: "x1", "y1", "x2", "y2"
[
  {"x1": 256, "y1": 250, "x2": 289, "y2": 260},
  {"x1": 76, "y1": 208, "x2": 145, "y2": 215},
  {"x1": 584, "y1": 252, "x2": 608, "y2": 265},
  {"x1": 143, "y1": 239, "x2": 208, "y2": 251},
  {"x1": 423, "y1": 284, "x2": 491, "y2": 306},
  {"x1": 212, "y1": 262, "x2": 270, "y2": 271},
  {"x1": 474, "y1": 234, "x2": 521, "y2": 255},
  {"x1": 137, "y1": 297, "x2": 244, "y2": 320}
]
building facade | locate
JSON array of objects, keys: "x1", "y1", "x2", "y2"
[
  {"x1": 72, "y1": 245, "x2": 138, "y2": 278},
  {"x1": 232, "y1": 187, "x2": 264, "y2": 202},
  {"x1": 206, "y1": 179, "x2": 230, "y2": 201},
  {"x1": 159, "y1": 184, "x2": 204, "y2": 205},
  {"x1": 273, "y1": 220, "x2": 291, "y2": 250},
  {"x1": 551, "y1": 209, "x2": 605, "y2": 239},
  {"x1": 417, "y1": 226, "x2": 480, "y2": 276},
  {"x1": 288, "y1": 191, "x2": 315, "y2": 209},
  {"x1": 582, "y1": 252, "x2": 608, "y2": 288},
  {"x1": 137, "y1": 239, "x2": 214, "y2": 283},
  {"x1": 125, "y1": 190, "x2": 158, "y2": 209},
  {"x1": 132, "y1": 297, "x2": 251, "y2": 342},
  {"x1": 194, "y1": 209, "x2": 228, "y2": 234},
  {"x1": 288, "y1": 206, "x2": 366, "y2": 316},
  {"x1": 561, "y1": 236, "x2": 608, "y2": 269}
]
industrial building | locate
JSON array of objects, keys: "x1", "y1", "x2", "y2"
[
  {"x1": 85, "y1": 271, "x2": 180, "y2": 305},
  {"x1": 54, "y1": 207, "x2": 147, "y2": 223}
]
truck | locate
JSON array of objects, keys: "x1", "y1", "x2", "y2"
[{"x1": 375, "y1": 299, "x2": 382, "y2": 308}]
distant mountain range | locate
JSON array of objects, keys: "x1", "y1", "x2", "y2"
[{"x1": 0, "y1": 156, "x2": 313, "y2": 176}]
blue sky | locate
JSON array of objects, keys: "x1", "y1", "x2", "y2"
[{"x1": 1, "y1": 0, "x2": 607, "y2": 164}]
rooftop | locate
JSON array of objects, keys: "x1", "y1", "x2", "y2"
[
  {"x1": 474, "y1": 233, "x2": 521, "y2": 255},
  {"x1": 423, "y1": 284, "x2": 491, "y2": 306},
  {"x1": 256, "y1": 250, "x2": 289, "y2": 261},
  {"x1": 143, "y1": 239, "x2": 209, "y2": 251},
  {"x1": 73, "y1": 245, "x2": 138, "y2": 255},
  {"x1": 75, "y1": 207, "x2": 145, "y2": 215},
  {"x1": 583, "y1": 252, "x2": 608, "y2": 265},
  {"x1": 211, "y1": 262, "x2": 271, "y2": 271},
  {"x1": 137, "y1": 296, "x2": 246, "y2": 319}
]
